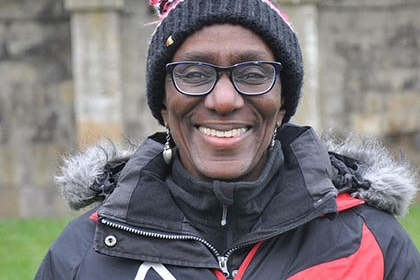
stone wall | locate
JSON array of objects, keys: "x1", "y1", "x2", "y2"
[
  {"x1": 65, "y1": 0, "x2": 159, "y2": 146},
  {"x1": 316, "y1": 0, "x2": 420, "y2": 165},
  {"x1": 0, "y1": 0, "x2": 418, "y2": 217},
  {"x1": 120, "y1": 1, "x2": 159, "y2": 140},
  {"x1": 0, "y1": 1, "x2": 74, "y2": 217}
]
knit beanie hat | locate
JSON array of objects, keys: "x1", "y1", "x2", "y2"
[{"x1": 147, "y1": 0, "x2": 303, "y2": 125}]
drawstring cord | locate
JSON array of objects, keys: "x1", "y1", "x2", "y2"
[{"x1": 221, "y1": 204, "x2": 228, "y2": 226}]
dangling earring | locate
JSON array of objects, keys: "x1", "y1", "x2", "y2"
[
  {"x1": 270, "y1": 126, "x2": 278, "y2": 150},
  {"x1": 163, "y1": 126, "x2": 173, "y2": 165}
]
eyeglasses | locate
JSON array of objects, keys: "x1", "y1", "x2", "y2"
[{"x1": 166, "y1": 61, "x2": 282, "y2": 96}]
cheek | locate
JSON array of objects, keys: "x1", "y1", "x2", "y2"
[
  {"x1": 163, "y1": 81, "x2": 184, "y2": 120},
  {"x1": 163, "y1": 84, "x2": 202, "y2": 128},
  {"x1": 258, "y1": 93, "x2": 283, "y2": 120},
  {"x1": 269, "y1": 85, "x2": 284, "y2": 121},
  {"x1": 165, "y1": 97, "x2": 196, "y2": 122}
]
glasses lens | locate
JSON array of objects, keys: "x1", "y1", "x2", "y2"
[
  {"x1": 172, "y1": 63, "x2": 216, "y2": 95},
  {"x1": 233, "y1": 62, "x2": 276, "y2": 95}
]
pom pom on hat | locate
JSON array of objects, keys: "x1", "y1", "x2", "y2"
[{"x1": 150, "y1": 0, "x2": 178, "y2": 17}]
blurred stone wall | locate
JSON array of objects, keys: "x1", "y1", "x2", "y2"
[
  {"x1": 0, "y1": 1, "x2": 74, "y2": 217},
  {"x1": 316, "y1": 0, "x2": 420, "y2": 165},
  {"x1": 0, "y1": 0, "x2": 418, "y2": 217},
  {"x1": 284, "y1": 0, "x2": 420, "y2": 169},
  {"x1": 120, "y1": 1, "x2": 160, "y2": 140}
]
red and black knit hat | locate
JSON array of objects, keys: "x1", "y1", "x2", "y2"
[{"x1": 147, "y1": 0, "x2": 304, "y2": 125}]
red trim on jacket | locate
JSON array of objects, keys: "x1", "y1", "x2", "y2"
[
  {"x1": 214, "y1": 268, "x2": 226, "y2": 279},
  {"x1": 336, "y1": 193, "x2": 365, "y2": 212},
  {"x1": 89, "y1": 211, "x2": 99, "y2": 222},
  {"x1": 214, "y1": 241, "x2": 264, "y2": 280},
  {"x1": 287, "y1": 223, "x2": 384, "y2": 280},
  {"x1": 235, "y1": 241, "x2": 263, "y2": 280}
]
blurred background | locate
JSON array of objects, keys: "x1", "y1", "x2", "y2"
[
  {"x1": 0, "y1": 0, "x2": 419, "y2": 217},
  {"x1": 0, "y1": 0, "x2": 419, "y2": 279}
]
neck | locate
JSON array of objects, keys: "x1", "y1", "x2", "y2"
[{"x1": 166, "y1": 142, "x2": 284, "y2": 252}]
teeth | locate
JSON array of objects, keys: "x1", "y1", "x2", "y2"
[{"x1": 199, "y1": 127, "x2": 247, "y2": 138}]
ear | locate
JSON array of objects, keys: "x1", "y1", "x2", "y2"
[
  {"x1": 161, "y1": 92, "x2": 169, "y2": 125},
  {"x1": 276, "y1": 108, "x2": 286, "y2": 127},
  {"x1": 276, "y1": 97, "x2": 286, "y2": 126},
  {"x1": 161, "y1": 105, "x2": 168, "y2": 126}
]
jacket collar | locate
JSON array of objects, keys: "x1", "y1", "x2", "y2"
[{"x1": 94, "y1": 125, "x2": 337, "y2": 263}]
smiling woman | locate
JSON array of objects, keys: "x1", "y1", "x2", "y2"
[
  {"x1": 161, "y1": 24, "x2": 285, "y2": 181},
  {"x1": 35, "y1": 0, "x2": 420, "y2": 279}
]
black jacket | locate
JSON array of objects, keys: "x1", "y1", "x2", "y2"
[{"x1": 35, "y1": 124, "x2": 420, "y2": 280}]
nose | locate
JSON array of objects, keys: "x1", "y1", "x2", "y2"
[{"x1": 203, "y1": 75, "x2": 244, "y2": 115}]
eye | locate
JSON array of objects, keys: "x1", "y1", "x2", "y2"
[
  {"x1": 174, "y1": 64, "x2": 214, "y2": 85},
  {"x1": 234, "y1": 65, "x2": 269, "y2": 85}
]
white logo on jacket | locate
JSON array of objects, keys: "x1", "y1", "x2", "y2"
[{"x1": 134, "y1": 262, "x2": 177, "y2": 280}]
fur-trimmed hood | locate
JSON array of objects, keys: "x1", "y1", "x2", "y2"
[
  {"x1": 322, "y1": 132, "x2": 418, "y2": 217},
  {"x1": 55, "y1": 129, "x2": 419, "y2": 218}
]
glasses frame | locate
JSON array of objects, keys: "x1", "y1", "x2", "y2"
[{"x1": 166, "y1": 61, "x2": 282, "y2": 96}]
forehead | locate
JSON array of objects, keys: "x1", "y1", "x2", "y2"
[{"x1": 172, "y1": 24, "x2": 275, "y2": 64}]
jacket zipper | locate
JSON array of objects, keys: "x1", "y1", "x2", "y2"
[{"x1": 100, "y1": 217, "x2": 253, "y2": 278}]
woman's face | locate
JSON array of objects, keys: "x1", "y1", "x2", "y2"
[{"x1": 162, "y1": 24, "x2": 285, "y2": 181}]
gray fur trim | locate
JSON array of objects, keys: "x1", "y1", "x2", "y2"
[
  {"x1": 322, "y1": 131, "x2": 419, "y2": 217},
  {"x1": 56, "y1": 133, "x2": 419, "y2": 216},
  {"x1": 55, "y1": 140, "x2": 136, "y2": 210}
]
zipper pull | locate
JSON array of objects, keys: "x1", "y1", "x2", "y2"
[
  {"x1": 218, "y1": 256, "x2": 230, "y2": 278},
  {"x1": 221, "y1": 204, "x2": 228, "y2": 226}
]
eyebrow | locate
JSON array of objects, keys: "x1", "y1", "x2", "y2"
[{"x1": 176, "y1": 50, "x2": 275, "y2": 63}]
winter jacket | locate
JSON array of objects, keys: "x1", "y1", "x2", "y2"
[{"x1": 35, "y1": 124, "x2": 420, "y2": 280}]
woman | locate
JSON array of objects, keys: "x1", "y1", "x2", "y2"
[{"x1": 36, "y1": 0, "x2": 419, "y2": 279}]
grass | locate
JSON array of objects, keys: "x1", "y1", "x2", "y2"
[
  {"x1": 0, "y1": 217, "x2": 72, "y2": 280},
  {"x1": 0, "y1": 204, "x2": 419, "y2": 280},
  {"x1": 400, "y1": 203, "x2": 420, "y2": 248}
]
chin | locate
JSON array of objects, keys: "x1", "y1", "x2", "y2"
[{"x1": 200, "y1": 166, "x2": 254, "y2": 182}]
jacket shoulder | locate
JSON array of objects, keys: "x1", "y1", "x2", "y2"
[
  {"x1": 352, "y1": 204, "x2": 420, "y2": 279},
  {"x1": 35, "y1": 207, "x2": 97, "y2": 280}
]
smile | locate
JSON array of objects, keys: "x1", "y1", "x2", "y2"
[{"x1": 199, "y1": 126, "x2": 248, "y2": 138}]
